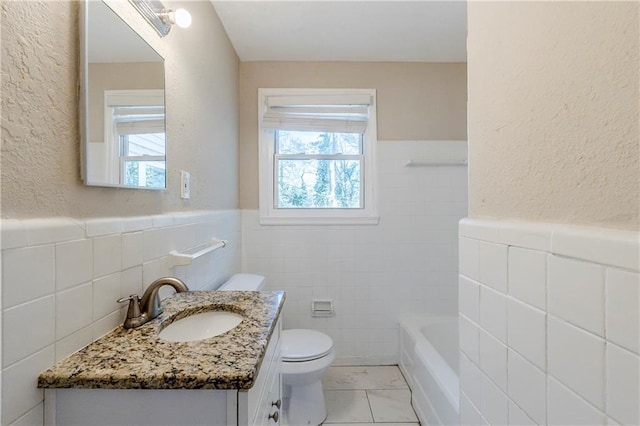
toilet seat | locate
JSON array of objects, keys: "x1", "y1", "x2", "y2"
[{"x1": 282, "y1": 329, "x2": 334, "y2": 362}]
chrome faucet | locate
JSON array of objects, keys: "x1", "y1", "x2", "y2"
[{"x1": 117, "y1": 277, "x2": 189, "y2": 329}]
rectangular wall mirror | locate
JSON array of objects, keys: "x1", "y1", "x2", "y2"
[{"x1": 81, "y1": 1, "x2": 167, "y2": 189}]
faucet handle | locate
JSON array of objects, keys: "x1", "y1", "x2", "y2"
[
  {"x1": 117, "y1": 294, "x2": 142, "y2": 328},
  {"x1": 117, "y1": 294, "x2": 138, "y2": 303}
]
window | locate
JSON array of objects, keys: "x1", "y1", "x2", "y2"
[
  {"x1": 105, "y1": 90, "x2": 166, "y2": 189},
  {"x1": 119, "y1": 133, "x2": 166, "y2": 188},
  {"x1": 258, "y1": 89, "x2": 378, "y2": 225}
]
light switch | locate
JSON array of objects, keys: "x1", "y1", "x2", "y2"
[{"x1": 180, "y1": 171, "x2": 190, "y2": 199}]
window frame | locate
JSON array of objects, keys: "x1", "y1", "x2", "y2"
[
  {"x1": 258, "y1": 88, "x2": 379, "y2": 225},
  {"x1": 119, "y1": 154, "x2": 166, "y2": 189},
  {"x1": 104, "y1": 89, "x2": 165, "y2": 187}
]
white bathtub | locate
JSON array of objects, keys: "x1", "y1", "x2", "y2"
[{"x1": 399, "y1": 314, "x2": 459, "y2": 425}]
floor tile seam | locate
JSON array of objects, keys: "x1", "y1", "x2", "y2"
[
  {"x1": 366, "y1": 386, "x2": 411, "y2": 390},
  {"x1": 367, "y1": 389, "x2": 420, "y2": 424},
  {"x1": 323, "y1": 386, "x2": 410, "y2": 391},
  {"x1": 364, "y1": 388, "x2": 376, "y2": 422}
]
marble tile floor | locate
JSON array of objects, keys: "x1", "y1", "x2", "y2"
[{"x1": 322, "y1": 366, "x2": 420, "y2": 425}]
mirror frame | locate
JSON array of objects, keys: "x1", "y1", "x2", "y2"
[{"x1": 80, "y1": 0, "x2": 167, "y2": 190}]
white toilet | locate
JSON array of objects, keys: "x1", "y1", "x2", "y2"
[
  {"x1": 218, "y1": 274, "x2": 335, "y2": 426},
  {"x1": 280, "y1": 328, "x2": 335, "y2": 425}
]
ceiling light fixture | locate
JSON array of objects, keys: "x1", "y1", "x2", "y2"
[
  {"x1": 163, "y1": 8, "x2": 192, "y2": 29},
  {"x1": 129, "y1": 0, "x2": 192, "y2": 37}
]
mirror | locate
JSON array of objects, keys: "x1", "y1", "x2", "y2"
[{"x1": 81, "y1": 1, "x2": 166, "y2": 189}]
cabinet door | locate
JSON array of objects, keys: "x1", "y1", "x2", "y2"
[
  {"x1": 265, "y1": 354, "x2": 282, "y2": 425},
  {"x1": 252, "y1": 342, "x2": 282, "y2": 425},
  {"x1": 49, "y1": 388, "x2": 232, "y2": 426},
  {"x1": 239, "y1": 318, "x2": 282, "y2": 426}
]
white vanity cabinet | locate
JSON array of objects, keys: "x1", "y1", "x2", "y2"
[
  {"x1": 45, "y1": 319, "x2": 282, "y2": 426},
  {"x1": 240, "y1": 319, "x2": 282, "y2": 425}
]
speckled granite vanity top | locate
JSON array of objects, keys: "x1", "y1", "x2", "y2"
[{"x1": 38, "y1": 291, "x2": 285, "y2": 390}]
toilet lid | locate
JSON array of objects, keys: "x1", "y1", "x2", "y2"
[{"x1": 281, "y1": 329, "x2": 334, "y2": 362}]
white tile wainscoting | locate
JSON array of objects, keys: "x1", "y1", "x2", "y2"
[
  {"x1": 458, "y1": 218, "x2": 639, "y2": 425},
  {"x1": 0, "y1": 210, "x2": 241, "y2": 426},
  {"x1": 242, "y1": 140, "x2": 468, "y2": 366}
]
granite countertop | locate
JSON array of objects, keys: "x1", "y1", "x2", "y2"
[{"x1": 38, "y1": 290, "x2": 285, "y2": 390}]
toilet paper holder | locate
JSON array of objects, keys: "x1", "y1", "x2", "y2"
[{"x1": 311, "y1": 299, "x2": 334, "y2": 317}]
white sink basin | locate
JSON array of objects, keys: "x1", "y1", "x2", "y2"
[{"x1": 158, "y1": 311, "x2": 243, "y2": 342}]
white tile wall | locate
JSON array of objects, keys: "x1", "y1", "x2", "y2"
[
  {"x1": 507, "y1": 349, "x2": 546, "y2": 424},
  {"x1": 607, "y1": 417, "x2": 622, "y2": 426},
  {"x1": 552, "y1": 226, "x2": 639, "y2": 271},
  {"x1": 2, "y1": 245, "x2": 55, "y2": 308},
  {"x1": 480, "y1": 372, "x2": 509, "y2": 425},
  {"x1": 2, "y1": 347, "x2": 53, "y2": 426},
  {"x1": 121, "y1": 231, "x2": 143, "y2": 270},
  {"x1": 459, "y1": 275, "x2": 480, "y2": 322},
  {"x1": 242, "y1": 140, "x2": 468, "y2": 365},
  {"x1": 459, "y1": 237, "x2": 480, "y2": 281},
  {"x1": 605, "y1": 268, "x2": 640, "y2": 353},
  {"x1": 3, "y1": 296, "x2": 55, "y2": 367},
  {"x1": 459, "y1": 314, "x2": 480, "y2": 365},
  {"x1": 508, "y1": 246, "x2": 546, "y2": 310},
  {"x1": 85, "y1": 218, "x2": 125, "y2": 238},
  {"x1": 460, "y1": 352, "x2": 482, "y2": 408},
  {"x1": 460, "y1": 391, "x2": 483, "y2": 425},
  {"x1": 55, "y1": 239, "x2": 93, "y2": 290},
  {"x1": 606, "y1": 343, "x2": 640, "y2": 426},
  {"x1": 548, "y1": 316, "x2": 605, "y2": 410},
  {"x1": 24, "y1": 218, "x2": 84, "y2": 246},
  {"x1": 92, "y1": 273, "x2": 122, "y2": 321},
  {"x1": 478, "y1": 241, "x2": 508, "y2": 293},
  {"x1": 54, "y1": 327, "x2": 93, "y2": 362},
  {"x1": 1, "y1": 220, "x2": 27, "y2": 250},
  {"x1": 121, "y1": 266, "x2": 144, "y2": 301},
  {"x1": 479, "y1": 286, "x2": 507, "y2": 343},
  {"x1": 508, "y1": 399, "x2": 537, "y2": 426},
  {"x1": 547, "y1": 255, "x2": 605, "y2": 336},
  {"x1": 547, "y1": 377, "x2": 605, "y2": 426},
  {"x1": 0, "y1": 210, "x2": 241, "y2": 425},
  {"x1": 93, "y1": 235, "x2": 122, "y2": 278},
  {"x1": 12, "y1": 402, "x2": 43, "y2": 426},
  {"x1": 507, "y1": 298, "x2": 546, "y2": 371},
  {"x1": 459, "y1": 218, "x2": 640, "y2": 425},
  {"x1": 479, "y1": 328, "x2": 507, "y2": 392}
]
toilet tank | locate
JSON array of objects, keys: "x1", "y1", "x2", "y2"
[{"x1": 218, "y1": 273, "x2": 266, "y2": 291}]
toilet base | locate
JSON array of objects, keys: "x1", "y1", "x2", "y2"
[{"x1": 283, "y1": 381, "x2": 327, "y2": 426}]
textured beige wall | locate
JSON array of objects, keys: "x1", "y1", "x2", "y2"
[
  {"x1": 468, "y1": 1, "x2": 639, "y2": 230},
  {"x1": 238, "y1": 61, "x2": 467, "y2": 209},
  {"x1": 1, "y1": 1, "x2": 239, "y2": 219},
  {"x1": 88, "y1": 62, "x2": 164, "y2": 142}
]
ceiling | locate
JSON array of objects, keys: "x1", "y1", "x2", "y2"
[
  {"x1": 89, "y1": 1, "x2": 162, "y2": 63},
  {"x1": 211, "y1": 1, "x2": 467, "y2": 63}
]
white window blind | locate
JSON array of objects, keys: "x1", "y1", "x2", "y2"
[
  {"x1": 262, "y1": 93, "x2": 372, "y2": 134},
  {"x1": 113, "y1": 105, "x2": 165, "y2": 135}
]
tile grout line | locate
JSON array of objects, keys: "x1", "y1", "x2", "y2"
[
  {"x1": 323, "y1": 366, "x2": 419, "y2": 425},
  {"x1": 364, "y1": 388, "x2": 375, "y2": 423}
]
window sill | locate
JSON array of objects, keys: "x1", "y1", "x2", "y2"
[{"x1": 259, "y1": 216, "x2": 380, "y2": 226}]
